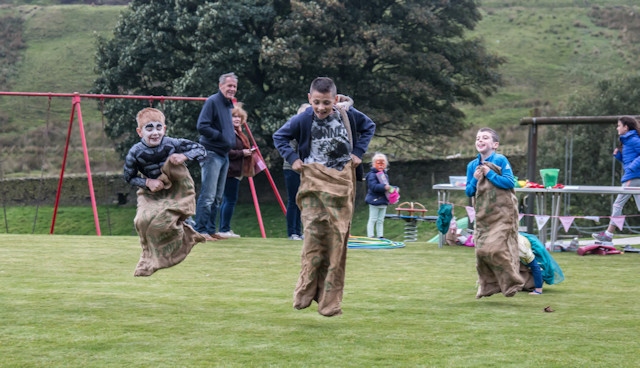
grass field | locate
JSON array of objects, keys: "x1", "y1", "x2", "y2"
[
  {"x1": 0, "y1": 199, "x2": 457, "y2": 242},
  {"x1": 1, "y1": 234, "x2": 639, "y2": 367}
]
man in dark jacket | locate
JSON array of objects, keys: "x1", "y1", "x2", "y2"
[{"x1": 193, "y1": 72, "x2": 238, "y2": 241}]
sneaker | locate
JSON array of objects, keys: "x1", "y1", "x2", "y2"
[
  {"x1": 288, "y1": 234, "x2": 303, "y2": 240},
  {"x1": 200, "y1": 233, "x2": 216, "y2": 242},
  {"x1": 217, "y1": 230, "x2": 240, "y2": 238},
  {"x1": 592, "y1": 231, "x2": 612, "y2": 242}
]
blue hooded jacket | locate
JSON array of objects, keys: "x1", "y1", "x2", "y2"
[
  {"x1": 614, "y1": 129, "x2": 640, "y2": 183},
  {"x1": 465, "y1": 151, "x2": 515, "y2": 197}
]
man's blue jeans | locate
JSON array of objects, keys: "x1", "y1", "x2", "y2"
[
  {"x1": 284, "y1": 169, "x2": 302, "y2": 237},
  {"x1": 194, "y1": 151, "x2": 229, "y2": 235},
  {"x1": 219, "y1": 176, "x2": 240, "y2": 233}
]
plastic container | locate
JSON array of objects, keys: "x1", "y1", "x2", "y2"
[
  {"x1": 568, "y1": 237, "x2": 579, "y2": 252},
  {"x1": 552, "y1": 242, "x2": 565, "y2": 252},
  {"x1": 539, "y1": 168, "x2": 559, "y2": 188},
  {"x1": 449, "y1": 176, "x2": 466, "y2": 187}
]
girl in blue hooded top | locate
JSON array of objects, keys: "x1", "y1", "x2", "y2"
[
  {"x1": 592, "y1": 116, "x2": 640, "y2": 243},
  {"x1": 465, "y1": 127, "x2": 515, "y2": 198}
]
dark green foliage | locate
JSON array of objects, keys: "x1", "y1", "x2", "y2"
[
  {"x1": 11, "y1": 0, "x2": 130, "y2": 4},
  {"x1": 92, "y1": 0, "x2": 505, "y2": 162}
]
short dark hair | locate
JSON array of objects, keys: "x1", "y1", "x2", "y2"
[
  {"x1": 478, "y1": 127, "x2": 499, "y2": 142},
  {"x1": 309, "y1": 77, "x2": 337, "y2": 96}
]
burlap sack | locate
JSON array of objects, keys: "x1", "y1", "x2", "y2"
[
  {"x1": 133, "y1": 160, "x2": 205, "y2": 277},
  {"x1": 294, "y1": 161, "x2": 355, "y2": 316},
  {"x1": 473, "y1": 161, "x2": 524, "y2": 298}
]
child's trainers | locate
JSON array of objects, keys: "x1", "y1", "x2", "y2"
[
  {"x1": 592, "y1": 231, "x2": 612, "y2": 242},
  {"x1": 217, "y1": 230, "x2": 240, "y2": 238}
]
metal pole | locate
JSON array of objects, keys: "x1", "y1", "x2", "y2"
[
  {"x1": 247, "y1": 177, "x2": 266, "y2": 238},
  {"x1": 242, "y1": 121, "x2": 286, "y2": 214},
  {"x1": 50, "y1": 97, "x2": 76, "y2": 235},
  {"x1": 525, "y1": 121, "x2": 537, "y2": 234},
  {"x1": 74, "y1": 94, "x2": 102, "y2": 236}
]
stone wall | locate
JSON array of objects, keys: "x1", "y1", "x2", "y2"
[
  {"x1": 0, "y1": 173, "x2": 137, "y2": 206},
  {"x1": 0, "y1": 156, "x2": 527, "y2": 207}
]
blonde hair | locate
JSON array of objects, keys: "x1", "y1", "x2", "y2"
[
  {"x1": 232, "y1": 102, "x2": 248, "y2": 124},
  {"x1": 136, "y1": 107, "x2": 165, "y2": 129},
  {"x1": 371, "y1": 152, "x2": 389, "y2": 168}
]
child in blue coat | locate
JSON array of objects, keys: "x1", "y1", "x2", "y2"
[{"x1": 365, "y1": 152, "x2": 395, "y2": 239}]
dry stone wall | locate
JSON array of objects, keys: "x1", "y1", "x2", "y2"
[{"x1": 0, "y1": 156, "x2": 527, "y2": 207}]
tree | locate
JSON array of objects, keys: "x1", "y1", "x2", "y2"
[
  {"x1": 260, "y1": 0, "x2": 504, "y2": 147},
  {"x1": 93, "y1": 0, "x2": 504, "y2": 161}
]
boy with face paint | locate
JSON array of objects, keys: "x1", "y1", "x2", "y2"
[
  {"x1": 124, "y1": 107, "x2": 206, "y2": 191},
  {"x1": 124, "y1": 107, "x2": 208, "y2": 276}
]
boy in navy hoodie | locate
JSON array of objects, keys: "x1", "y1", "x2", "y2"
[{"x1": 273, "y1": 77, "x2": 375, "y2": 316}]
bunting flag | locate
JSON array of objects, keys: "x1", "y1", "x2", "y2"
[
  {"x1": 535, "y1": 215, "x2": 550, "y2": 230},
  {"x1": 558, "y1": 216, "x2": 575, "y2": 232},
  {"x1": 611, "y1": 216, "x2": 626, "y2": 231},
  {"x1": 452, "y1": 203, "x2": 640, "y2": 229},
  {"x1": 465, "y1": 206, "x2": 475, "y2": 223}
]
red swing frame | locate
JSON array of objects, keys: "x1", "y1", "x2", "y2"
[{"x1": 0, "y1": 91, "x2": 285, "y2": 237}]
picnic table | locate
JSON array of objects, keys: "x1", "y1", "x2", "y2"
[{"x1": 433, "y1": 183, "x2": 640, "y2": 248}]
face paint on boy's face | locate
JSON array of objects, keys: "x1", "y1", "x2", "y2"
[
  {"x1": 374, "y1": 159, "x2": 386, "y2": 171},
  {"x1": 138, "y1": 122, "x2": 165, "y2": 147}
]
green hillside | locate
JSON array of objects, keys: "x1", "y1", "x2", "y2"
[
  {"x1": 0, "y1": 4, "x2": 124, "y2": 177},
  {"x1": 456, "y1": 0, "x2": 640, "y2": 157},
  {"x1": 1, "y1": 1, "x2": 639, "y2": 176}
]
